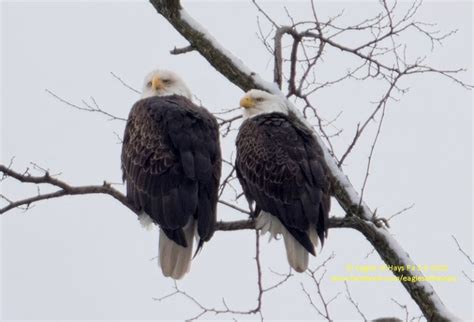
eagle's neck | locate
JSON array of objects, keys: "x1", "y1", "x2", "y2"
[
  {"x1": 141, "y1": 87, "x2": 192, "y2": 101},
  {"x1": 243, "y1": 103, "x2": 288, "y2": 120}
]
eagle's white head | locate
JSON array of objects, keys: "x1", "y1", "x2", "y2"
[
  {"x1": 239, "y1": 89, "x2": 289, "y2": 119},
  {"x1": 141, "y1": 69, "x2": 192, "y2": 100}
]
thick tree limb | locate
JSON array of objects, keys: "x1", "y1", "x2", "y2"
[
  {"x1": 1, "y1": 164, "x2": 350, "y2": 233},
  {"x1": 150, "y1": 0, "x2": 271, "y2": 93},
  {"x1": 149, "y1": 1, "x2": 458, "y2": 320}
]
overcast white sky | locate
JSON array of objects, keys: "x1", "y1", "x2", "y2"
[{"x1": 1, "y1": 1, "x2": 472, "y2": 321}]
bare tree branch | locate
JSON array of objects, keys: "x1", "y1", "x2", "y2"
[
  {"x1": 110, "y1": 72, "x2": 141, "y2": 94},
  {"x1": 301, "y1": 253, "x2": 340, "y2": 321},
  {"x1": 0, "y1": 164, "x2": 133, "y2": 214},
  {"x1": 170, "y1": 44, "x2": 195, "y2": 55},
  {"x1": 344, "y1": 281, "x2": 368, "y2": 321},
  {"x1": 45, "y1": 89, "x2": 127, "y2": 121},
  {"x1": 4, "y1": 1, "x2": 469, "y2": 320},
  {"x1": 152, "y1": 231, "x2": 293, "y2": 320},
  {"x1": 149, "y1": 1, "x2": 467, "y2": 320},
  {"x1": 451, "y1": 235, "x2": 473, "y2": 265},
  {"x1": 451, "y1": 235, "x2": 473, "y2": 283}
]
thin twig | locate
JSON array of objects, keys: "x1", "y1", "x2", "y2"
[{"x1": 110, "y1": 72, "x2": 141, "y2": 94}]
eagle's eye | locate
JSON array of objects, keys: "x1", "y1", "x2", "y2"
[
  {"x1": 255, "y1": 97, "x2": 264, "y2": 102},
  {"x1": 162, "y1": 79, "x2": 171, "y2": 84},
  {"x1": 146, "y1": 81, "x2": 152, "y2": 88}
]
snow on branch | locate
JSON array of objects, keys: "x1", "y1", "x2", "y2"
[{"x1": 150, "y1": 0, "x2": 465, "y2": 320}]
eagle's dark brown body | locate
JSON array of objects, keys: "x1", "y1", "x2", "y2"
[
  {"x1": 121, "y1": 95, "x2": 221, "y2": 274},
  {"x1": 236, "y1": 112, "x2": 330, "y2": 264}
]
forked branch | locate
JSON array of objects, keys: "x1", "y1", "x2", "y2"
[{"x1": 149, "y1": 0, "x2": 464, "y2": 320}]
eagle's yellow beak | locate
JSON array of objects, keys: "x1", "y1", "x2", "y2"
[
  {"x1": 152, "y1": 75, "x2": 164, "y2": 90},
  {"x1": 239, "y1": 95, "x2": 255, "y2": 109}
]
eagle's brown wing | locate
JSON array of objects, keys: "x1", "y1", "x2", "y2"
[
  {"x1": 236, "y1": 112, "x2": 330, "y2": 254},
  {"x1": 121, "y1": 95, "x2": 221, "y2": 247}
]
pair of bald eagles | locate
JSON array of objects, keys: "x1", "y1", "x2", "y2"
[{"x1": 121, "y1": 69, "x2": 330, "y2": 279}]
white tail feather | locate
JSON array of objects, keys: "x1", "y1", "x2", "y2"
[
  {"x1": 256, "y1": 211, "x2": 318, "y2": 272},
  {"x1": 309, "y1": 225, "x2": 319, "y2": 248},
  {"x1": 283, "y1": 230, "x2": 309, "y2": 272},
  {"x1": 159, "y1": 218, "x2": 195, "y2": 279}
]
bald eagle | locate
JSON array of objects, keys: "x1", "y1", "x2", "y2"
[
  {"x1": 235, "y1": 90, "x2": 330, "y2": 272},
  {"x1": 121, "y1": 70, "x2": 221, "y2": 279}
]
